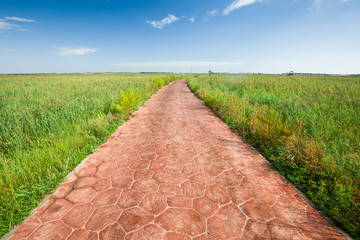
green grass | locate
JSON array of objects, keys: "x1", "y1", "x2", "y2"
[
  {"x1": 0, "y1": 73, "x2": 177, "y2": 237},
  {"x1": 188, "y1": 74, "x2": 360, "y2": 238}
]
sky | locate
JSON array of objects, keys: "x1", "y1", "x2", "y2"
[{"x1": 0, "y1": 0, "x2": 359, "y2": 74}]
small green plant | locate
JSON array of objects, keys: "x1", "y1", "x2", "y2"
[
  {"x1": 152, "y1": 77, "x2": 164, "y2": 88},
  {"x1": 109, "y1": 88, "x2": 144, "y2": 117},
  {"x1": 86, "y1": 113, "x2": 109, "y2": 139}
]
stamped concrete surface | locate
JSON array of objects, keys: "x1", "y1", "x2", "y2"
[{"x1": 8, "y1": 80, "x2": 345, "y2": 240}]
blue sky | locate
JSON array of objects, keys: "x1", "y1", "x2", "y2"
[{"x1": 0, "y1": 0, "x2": 359, "y2": 74}]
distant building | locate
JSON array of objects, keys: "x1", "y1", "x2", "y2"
[
  {"x1": 208, "y1": 69, "x2": 214, "y2": 75},
  {"x1": 288, "y1": 71, "x2": 294, "y2": 76}
]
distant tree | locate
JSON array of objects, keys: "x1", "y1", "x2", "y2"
[
  {"x1": 288, "y1": 71, "x2": 294, "y2": 76},
  {"x1": 208, "y1": 69, "x2": 214, "y2": 75}
]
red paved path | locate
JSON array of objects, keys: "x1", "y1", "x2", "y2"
[{"x1": 8, "y1": 80, "x2": 346, "y2": 239}]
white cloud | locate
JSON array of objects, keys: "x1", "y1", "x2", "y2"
[
  {"x1": 189, "y1": 17, "x2": 195, "y2": 23},
  {"x1": 4, "y1": 16, "x2": 36, "y2": 22},
  {"x1": 54, "y1": 47, "x2": 98, "y2": 57},
  {"x1": 313, "y1": 0, "x2": 323, "y2": 8},
  {"x1": 313, "y1": 0, "x2": 350, "y2": 9},
  {"x1": 146, "y1": 15, "x2": 179, "y2": 29},
  {"x1": 0, "y1": 16, "x2": 35, "y2": 32},
  {"x1": 0, "y1": 20, "x2": 18, "y2": 31},
  {"x1": 203, "y1": 9, "x2": 219, "y2": 22},
  {"x1": 114, "y1": 61, "x2": 248, "y2": 67},
  {"x1": 208, "y1": 9, "x2": 218, "y2": 17},
  {"x1": 224, "y1": 0, "x2": 259, "y2": 16}
]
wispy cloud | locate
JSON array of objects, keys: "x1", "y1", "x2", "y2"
[
  {"x1": 203, "y1": 9, "x2": 219, "y2": 22},
  {"x1": 0, "y1": 16, "x2": 36, "y2": 32},
  {"x1": 189, "y1": 17, "x2": 195, "y2": 23},
  {"x1": 313, "y1": 0, "x2": 323, "y2": 9},
  {"x1": 208, "y1": 9, "x2": 219, "y2": 17},
  {"x1": 146, "y1": 14, "x2": 179, "y2": 29},
  {"x1": 54, "y1": 47, "x2": 98, "y2": 57},
  {"x1": 313, "y1": 0, "x2": 350, "y2": 9},
  {"x1": 0, "y1": 20, "x2": 18, "y2": 31},
  {"x1": 114, "y1": 61, "x2": 249, "y2": 67},
  {"x1": 5, "y1": 16, "x2": 36, "y2": 22},
  {"x1": 224, "y1": 0, "x2": 259, "y2": 16}
]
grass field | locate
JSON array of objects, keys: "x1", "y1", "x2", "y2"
[
  {"x1": 188, "y1": 74, "x2": 360, "y2": 238},
  {"x1": 0, "y1": 73, "x2": 177, "y2": 237}
]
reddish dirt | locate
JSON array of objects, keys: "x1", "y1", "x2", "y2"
[{"x1": 8, "y1": 80, "x2": 345, "y2": 239}]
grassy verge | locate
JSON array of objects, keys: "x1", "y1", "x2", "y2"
[
  {"x1": 0, "y1": 73, "x2": 177, "y2": 237},
  {"x1": 188, "y1": 74, "x2": 360, "y2": 239}
]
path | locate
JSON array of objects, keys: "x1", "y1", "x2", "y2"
[{"x1": 7, "y1": 80, "x2": 346, "y2": 240}]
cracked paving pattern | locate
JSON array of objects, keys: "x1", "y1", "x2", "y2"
[{"x1": 8, "y1": 80, "x2": 345, "y2": 240}]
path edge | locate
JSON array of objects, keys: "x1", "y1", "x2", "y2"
[
  {"x1": 1, "y1": 80, "x2": 178, "y2": 240},
  {"x1": 186, "y1": 79, "x2": 353, "y2": 240}
]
